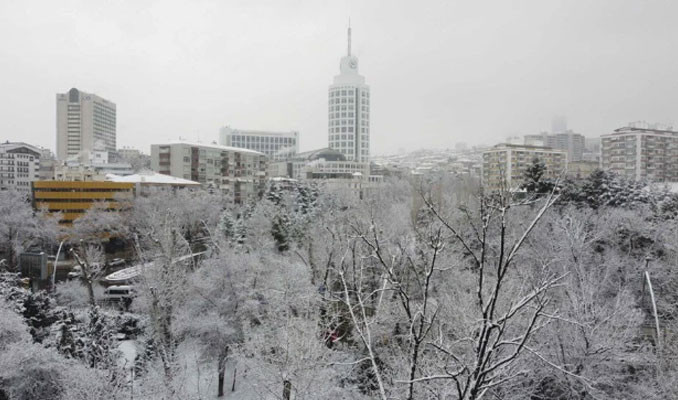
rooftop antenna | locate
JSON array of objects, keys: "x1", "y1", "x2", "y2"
[{"x1": 348, "y1": 18, "x2": 351, "y2": 56}]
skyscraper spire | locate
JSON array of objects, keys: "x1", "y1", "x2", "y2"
[{"x1": 348, "y1": 18, "x2": 352, "y2": 56}]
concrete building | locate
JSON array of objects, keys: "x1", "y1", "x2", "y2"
[
  {"x1": 151, "y1": 141, "x2": 267, "y2": 203},
  {"x1": 269, "y1": 147, "x2": 369, "y2": 180},
  {"x1": 566, "y1": 161, "x2": 599, "y2": 180},
  {"x1": 56, "y1": 88, "x2": 116, "y2": 160},
  {"x1": 328, "y1": 24, "x2": 370, "y2": 164},
  {"x1": 524, "y1": 131, "x2": 585, "y2": 162},
  {"x1": 482, "y1": 143, "x2": 568, "y2": 191},
  {"x1": 38, "y1": 148, "x2": 56, "y2": 180},
  {"x1": 219, "y1": 126, "x2": 299, "y2": 161},
  {"x1": 0, "y1": 142, "x2": 41, "y2": 193},
  {"x1": 601, "y1": 122, "x2": 678, "y2": 182}
]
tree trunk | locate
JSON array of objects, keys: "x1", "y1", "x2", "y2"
[
  {"x1": 283, "y1": 379, "x2": 292, "y2": 400},
  {"x1": 231, "y1": 367, "x2": 237, "y2": 392},
  {"x1": 86, "y1": 279, "x2": 96, "y2": 306},
  {"x1": 217, "y1": 347, "x2": 228, "y2": 397}
]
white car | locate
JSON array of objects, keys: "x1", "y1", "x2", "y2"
[{"x1": 103, "y1": 285, "x2": 135, "y2": 301}]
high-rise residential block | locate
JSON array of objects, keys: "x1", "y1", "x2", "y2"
[
  {"x1": 219, "y1": 126, "x2": 299, "y2": 160},
  {"x1": 601, "y1": 122, "x2": 678, "y2": 182},
  {"x1": 328, "y1": 25, "x2": 370, "y2": 163},
  {"x1": 482, "y1": 143, "x2": 568, "y2": 191},
  {"x1": 151, "y1": 141, "x2": 267, "y2": 203},
  {"x1": 56, "y1": 88, "x2": 116, "y2": 160}
]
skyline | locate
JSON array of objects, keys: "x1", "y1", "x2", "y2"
[{"x1": 2, "y1": 0, "x2": 678, "y2": 155}]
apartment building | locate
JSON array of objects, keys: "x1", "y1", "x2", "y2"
[
  {"x1": 601, "y1": 123, "x2": 678, "y2": 182},
  {"x1": 482, "y1": 144, "x2": 568, "y2": 191},
  {"x1": 0, "y1": 142, "x2": 41, "y2": 193},
  {"x1": 219, "y1": 126, "x2": 299, "y2": 161},
  {"x1": 151, "y1": 141, "x2": 267, "y2": 203}
]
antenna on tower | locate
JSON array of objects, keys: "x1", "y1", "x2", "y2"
[{"x1": 348, "y1": 18, "x2": 352, "y2": 56}]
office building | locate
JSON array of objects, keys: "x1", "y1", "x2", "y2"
[
  {"x1": 482, "y1": 144, "x2": 568, "y2": 191},
  {"x1": 56, "y1": 88, "x2": 116, "y2": 160},
  {"x1": 601, "y1": 122, "x2": 678, "y2": 182},
  {"x1": 219, "y1": 126, "x2": 299, "y2": 160},
  {"x1": 151, "y1": 141, "x2": 267, "y2": 203},
  {"x1": 328, "y1": 24, "x2": 370, "y2": 164},
  {"x1": 0, "y1": 142, "x2": 41, "y2": 192}
]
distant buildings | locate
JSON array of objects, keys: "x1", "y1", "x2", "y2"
[
  {"x1": 601, "y1": 122, "x2": 678, "y2": 182},
  {"x1": 328, "y1": 25, "x2": 370, "y2": 164},
  {"x1": 269, "y1": 147, "x2": 368, "y2": 180},
  {"x1": 481, "y1": 144, "x2": 568, "y2": 191},
  {"x1": 219, "y1": 126, "x2": 299, "y2": 160},
  {"x1": 56, "y1": 88, "x2": 116, "y2": 160},
  {"x1": 150, "y1": 141, "x2": 267, "y2": 203},
  {"x1": 38, "y1": 148, "x2": 56, "y2": 180},
  {"x1": 0, "y1": 142, "x2": 41, "y2": 193},
  {"x1": 523, "y1": 132, "x2": 585, "y2": 162}
]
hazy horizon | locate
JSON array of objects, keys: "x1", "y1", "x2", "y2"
[{"x1": 2, "y1": 0, "x2": 678, "y2": 155}]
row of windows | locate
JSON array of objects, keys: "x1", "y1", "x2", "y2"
[
  {"x1": 329, "y1": 113, "x2": 370, "y2": 120},
  {"x1": 330, "y1": 134, "x2": 369, "y2": 141},
  {"x1": 329, "y1": 89, "x2": 370, "y2": 97},
  {"x1": 230, "y1": 135, "x2": 295, "y2": 143},
  {"x1": 328, "y1": 105, "x2": 370, "y2": 112},
  {"x1": 329, "y1": 98, "x2": 370, "y2": 106}
]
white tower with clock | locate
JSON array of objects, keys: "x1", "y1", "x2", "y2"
[{"x1": 328, "y1": 24, "x2": 370, "y2": 163}]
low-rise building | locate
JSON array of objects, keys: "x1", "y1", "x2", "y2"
[
  {"x1": 601, "y1": 122, "x2": 678, "y2": 182},
  {"x1": 269, "y1": 148, "x2": 369, "y2": 180},
  {"x1": 32, "y1": 181, "x2": 135, "y2": 224},
  {"x1": 151, "y1": 141, "x2": 267, "y2": 203},
  {"x1": 482, "y1": 144, "x2": 568, "y2": 191},
  {"x1": 0, "y1": 142, "x2": 42, "y2": 193},
  {"x1": 219, "y1": 126, "x2": 299, "y2": 161},
  {"x1": 107, "y1": 171, "x2": 200, "y2": 195}
]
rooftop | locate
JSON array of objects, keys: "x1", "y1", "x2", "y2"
[
  {"x1": 107, "y1": 171, "x2": 200, "y2": 185},
  {"x1": 161, "y1": 141, "x2": 266, "y2": 156}
]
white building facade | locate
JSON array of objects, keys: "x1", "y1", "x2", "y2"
[
  {"x1": 0, "y1": 142, "x2": 42, "y2": 193},
  {"x1": 219, "y1": 126, "x2": 299, "y2": 160},
  {"x1": 151, "y1": 141, "x2": 267, "y2": 203},
  {"x1": 601, "y1": 122, "x2": 678, "y2": 182},
  {"x1": 56, "y1": 88, "x2": 116, "y2": 160},
  {"x1": 328, "y1": 25, "x2": 370, "y2": 163}
]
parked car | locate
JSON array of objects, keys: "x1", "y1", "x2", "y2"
[{"x1": 103, "y1": 285, "x2": 135, "y2": 302}]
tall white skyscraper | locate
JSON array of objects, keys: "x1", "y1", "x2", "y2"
[
  {"x1": 328, "y1": 24, "x2": 370, "y2": 163},
  {"x1": 56, "y1": 88, "x2": 116, "y2": 160}
]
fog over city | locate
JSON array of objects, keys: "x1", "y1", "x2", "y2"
[
  {"x1": 2, "y1": 0, "x2": 678, "y2": 154},
  {"x1": 5, "y1": 2, "x2": 678, "y2": 400}
]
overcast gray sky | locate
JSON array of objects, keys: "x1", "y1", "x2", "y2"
[{"x1": 2, "y1": 0, "x2": 678, "y2": 155}]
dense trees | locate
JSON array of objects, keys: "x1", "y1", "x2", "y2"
[{"x1": 1, "y1": 177, "x2": 678, "y2": 399}]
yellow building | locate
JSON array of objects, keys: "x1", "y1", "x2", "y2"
[{"x1": 32, "y1": 181, "x2": 134, "y2": 224}]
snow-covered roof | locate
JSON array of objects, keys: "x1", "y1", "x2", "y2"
[
  {"x1": 164, "y1": 141, "x2": 265, "y2": 156},
  {"x1": 107, "y1": 171, "x2": 200, "y2": 185}
]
